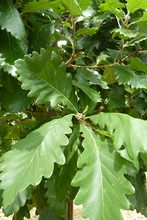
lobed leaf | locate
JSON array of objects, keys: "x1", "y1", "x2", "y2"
[
  {"x1": 0, "y1": 0, "x2": 26, "y2": 40},
  {"x1": 0, "y1": 114, "x2": 73, "y2": 208},
  {"x1": 72, "y1": 125, "x2": 133, "y2": 220},
  {"x1": 113, "y1": 65, "x2": 147, "y2": 89},
  {"x1": 15, "y1": 49, "x2": 78, "y2": 112},
  {"x1": 90, "y1": 113, "x2": 147, "y2": 159},
  {"x1": 126, "y1": 0, "x2": 147, "y2": 13}
]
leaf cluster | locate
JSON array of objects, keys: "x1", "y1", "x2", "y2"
[{"x1": 0, "y1": 0, "x2": 147, "y2": 220}]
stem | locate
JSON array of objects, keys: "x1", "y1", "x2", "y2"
[
  {"x1": 71, "y1": 16, "x2": 76, "y2": 56},
  {"x1": 69, "y1": 49, "x2": 141, "y2": 70},
  {"x1": 66, "y1": 17, "x2": 78, "y2": 67},
  {"x1": 65, "y1": 201, "x2": 73, "y2": 220}
]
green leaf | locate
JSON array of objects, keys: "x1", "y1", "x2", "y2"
[
  {"x1": 0, "y1": 30, "x2": 25, "y2": 64},
  {"x1": 113, "y1": 65, "x2": 147, "y2": 89},
  {"x1": 15, "y1": 49, "x2": 78, "y2": 112},
  {"x1": 0, "y1": 0, "x2": 26, "y2": 40},
  {"x1": 128, "y1": 172, "x2": 147, "y2": 217},
  {"x1": 0, "y1": 114, "x2": 73, "y2": 208},
  {"x1": 0, "y1": 73, "x2": 31, "y2": 112},
  {"x1": 77, "y1": 0, "x2": 92, "y2": 11},
  {"x1": 99, "y1": 0, "x2": 124, "y2": 18},
  {"x1": 23, "y1": 0, "x2": 62, "y2": 13},
  {"x1": 107, "y1": 85, "x2": 126, "y2": 111},
  {"x1": 72, "y1": 125, "x2": 133, "y2": 220},
  {"x1": 124, "y1": 36, "x2": 147, "y2": 47},
  {"x1": 112, "y1": 28, "x2": 139, "y2": 39},
  {"x1": 76, "y1": 68, "x2": 108, "y2": 89},
  {"x1": 126, "y1": 0, "x2": 147, "y2": 13},
  {"x1": 62, "y1": 0, "x2": 82, "y2": 16},
  {"x1": 76, "y1": 27, "x2": 98, "y2": 37},
  {"x1": 45, "y1": 177, "x2": 66, "y2": 216},
  {"x1": 73, "y1": 80, "x2": 101, "y2": 103},
  {"x1": 3, "y1": 190, "x2": 28, "y2": 216},
  {"x1": 90, "y1": 113, "x2": 147, "y2": 159},
  {"x1": 39, "y1": 209, "x2": 64, "y2": 220},
  {"x1": 62, "y1": 0, "x2": 91, "y2": 16},
  {"x1": 128, "y1": 58, "x2": 147, "y2": 73}
]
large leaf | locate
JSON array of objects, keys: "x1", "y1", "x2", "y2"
[
  {"x1": 72, "y1": 125, "x2": 133, "y2": 220},
  {"x1": 0, "y1": 114, "x2": 73, "y2": 208},
  {"x1": 0, "y1": 0, "x2": 26, "y2": 40},
  {"x1": 90, "y1": 113, "x2": 147, "y2": 159},
  {"x1": 15, "y1": 49, "x2": 78, "y2": 112},
  {"x1": 126, "y1": 0, "x2": 147, "y2": 13},
  {"x1": 113, "y1": 65, "x2": 147, "y2": 89}
]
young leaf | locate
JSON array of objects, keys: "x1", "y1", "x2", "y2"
[
  {"x1": 0, "y1": 0, "x2": 26, "y2": 40},
  {"x1": 126, "y1": 0, "x2": 147, "y2": 13},
  {"x1": 0, "y1": 114, "x2": 73, "y2": 208},
  {"x1": 113, "y1": 65, "x2": 147, "y2": 89},
  {"x1": 90, "y1": 113, "x2": 147, "y2": 159},
  {"x1": 72, "y1": 125, "x2": 133, "y2": 220},
  {"x1": 15, "y1": 49, "x2": 78, "y2": 112}
]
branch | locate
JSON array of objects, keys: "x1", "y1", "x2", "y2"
[{"x1": 69, "y1": 49, "x2": 143, "y2": 69}]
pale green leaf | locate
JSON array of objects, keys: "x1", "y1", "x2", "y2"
[
  {"x1": 90, "y1": 113, "x2": 147, "y2": 158},
  {"x1": 113, "y1": 65, "x2": 147, "y2": 89},
  {"x1": 126, "y1": 0, "x2": 147, "y2": 13},
  {"x1": 15, "y1": 49, "x2": 78, "y2": 112},
  {"x1": 0, "y1": 114, "x2": 73, "y2": 207},
  {"x1": 0, "y1": 0, "x2": 26, "y2": 40},
  {"x1": 72, "y1": 125, "x2": 133, "y2": 220},
  {"x1": 73, "y1": 80, "x2": 101, "y2": 103}
]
